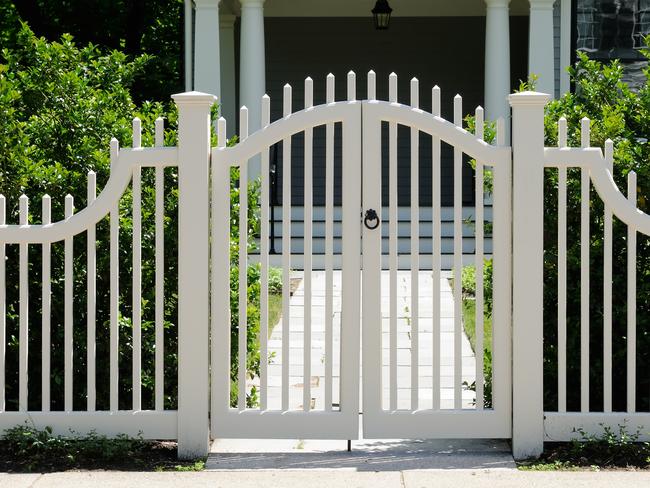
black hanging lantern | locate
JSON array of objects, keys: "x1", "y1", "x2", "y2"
[{"x1": 372, "y1": 0, "x2": 392, "y2": 30}]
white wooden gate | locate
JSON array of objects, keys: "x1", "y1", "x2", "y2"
[
  {"x1": 210, "y1": 71, "x2": 512, "y2": 440},
  {"x1": 210, "y1": 76, "x2": 362, "y2": 439},
  {"x1": 361, "y1": 74, "x2": 511, "y2": 438}
]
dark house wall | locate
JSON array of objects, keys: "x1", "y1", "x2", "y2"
[{"x1": 236, "y1": 16, "x2": 529, "y2": 206}]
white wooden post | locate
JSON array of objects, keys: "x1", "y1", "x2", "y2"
[
  {"x1": 509, "y1": 91, "x2": 549, "y2": 460},
  {"x1": 172, "y1": 91, "x2": 216, "y2": 459}
]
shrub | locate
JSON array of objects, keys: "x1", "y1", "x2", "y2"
[
  {"x1": 0, "y1": 23, "x2": 261, "y2": 412},
  {"x1": 542, "y1": 51, "x2": 650, "y2": 411}
]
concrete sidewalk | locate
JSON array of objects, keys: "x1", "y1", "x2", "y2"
[{"x1": 2, "y1": 469, "x2": 650, "y2": 487}]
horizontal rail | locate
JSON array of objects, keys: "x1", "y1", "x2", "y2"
[
  {"x1": 0, "y1": 146, "x2": 177, "y2": 243},
  {"x1": 213, "y1": 101, "x2": 359, "y2": 166},
  {"x1": 544, "y1": 147, "x2": 650, "y2": 235},
  {"x1": 544, "y1": 412, "x2": 650, "y2": 442},
  {"x1": 0, "y1": 410, "x2": 178, "y2": 439},
  {"x1": 364, "y1": 101, "x2": 511, "y2": 165}
]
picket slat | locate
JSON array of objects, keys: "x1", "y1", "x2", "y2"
[
  {"x1": 627, "y1": 171, "x2": 637, "y2": 413},
  {"x1": 557, "y1": 117, "x2": 568, "y2": 413},
  {"x1": 154, "y1": 118, "x2": 165, "y2": 412},
  {"x1": 303, "y1": 77, "x2": 313, "y2": 412},
  {"x1": 132, "y1": 144, "x2": 142, "y2": 411},
  {"x1": 19, "y1": 195, "x2": 29, "y2": 412},
  {"x1": 409, "y1": 78, "x2": 420, "y2": 411},
  {"x1": 388, "y1": 72, "x2": 398, "y2": 411},
  {"x1": 431, "y1": 86, "x2": 441, "y2": 411},
  {"x1": 324, "y1": 74, "x2": 335, "y2": 411},
  {"x1": 42, "y1": 195, "x2": 52, "y2": 412},
  {"x1": 260, "y1": 95, "x2": 271, "y2": 411},
  {"x1": 64, "y1": 195, "x2": 74, "y2": 411},
  {"x1": 282, "y1": 84, "x2": 292, "y2": 411},
  {"x1": 110, "y1": 138, "x2": 120, "y2": 412},
  {"x1": 87, "y1": 173, "x2": 96, "y2": 412},
  {"x1": 474, "y1": 106, "x2": 485, "y2": 410},
  {"x1": 453, "y1": 95, "x2": 463, "y2": 410},
  {"x1": 580, "y1": 118, "x2": 590, "y2": 413},
  {"x1": 238, "y1": 106, "x2": 249, "y2": 411},
  {"x1": 603, "y1": 140, "x2": 613, "y2": 413}
]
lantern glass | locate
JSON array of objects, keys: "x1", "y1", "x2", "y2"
[{"x1": 372, "y1": 0, "x2": 392, "y2": 30}]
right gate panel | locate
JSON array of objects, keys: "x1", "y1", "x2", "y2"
[{"x1": 361, "y1": 77, "x2": 512, "y2": 438}]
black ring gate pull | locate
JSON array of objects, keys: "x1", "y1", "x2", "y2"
[{"x1": 364, "y1": 209, "x2": 380, "y2": 230}]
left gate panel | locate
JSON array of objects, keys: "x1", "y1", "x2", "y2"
[{"x1": 210, "y1": 75, "x2": 361, "y2": 439}]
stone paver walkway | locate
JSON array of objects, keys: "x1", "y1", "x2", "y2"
[{"x1": 257, "y1": 270, "x2": 476, "y2": 411}]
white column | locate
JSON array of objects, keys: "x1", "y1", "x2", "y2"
[
  {"x1": 240, "y1": 0, "x2": 266, "y2": 176},
  {"x1": 194, "y1": 0, "x2": 221, "y2": 98},
  {"x1": 184, "y1": 0, "x2": 193, "y2": 91},
  {"x1": 528, "y1": 0, "x2": 556, "y2": 96},
  {"x1": 220, "y1": 14, "x2": 237, "y2": 137},
  {"x1": 559, "y1": 0, "x2": 572, "y2": 95},
  {"x1": 509, "y1": 91, "x2": 549, "y2": 460},
  {"x1": 484, "y1": 0, "x2": 511, "y2": 132}
]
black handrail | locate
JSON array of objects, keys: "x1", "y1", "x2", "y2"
[{"x1": 269, "y1": 142, "x2": 279, "y2": 254}]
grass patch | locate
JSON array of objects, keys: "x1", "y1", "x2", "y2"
[
  {"x1": 0, "y1": 424, "x2": 205, "y2": 472},
  {"x1": 457, "y1": 260, "x2": 494, "y2": 408},
  {"x1": 268, "y1": 292, "x2": 282, "y2": 332},
  {"x1": 461, "y1": 298, "x2": 492, "y2": 354},
  {"x1": 518, "y1": 424, "x2": 650, "y2": 471}
]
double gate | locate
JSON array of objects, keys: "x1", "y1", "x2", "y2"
[{"x1": 210, "y1": 71, "x2": 512, "y2": 440}]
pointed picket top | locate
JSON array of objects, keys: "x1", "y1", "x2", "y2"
[
  {"x1": 432, "y1": 86, "x2": 441, "y2": 116},
  {"x1": 389, "y1": 72, "x2": 397, "y2": 103},
  {"x1": 581, "y1": 117, "x2": 591, "y2": 148},
  {"x1": 155, "y1": 117, "x2": 165, "y2": 147},
  {"x1": 347, "y1": 71, "x2": 356, "y2": 102},
  {"x1": 262, "y1": 94, "x2": 271, "y2": 128},
  {"x1": 283, "y1": 84, "x2": 292, "y2": 117},
  {"x1": 110, "y1": 137, "x2": 119, "y2": 169},
  {"x1": 240, "y1": 106, "x2": 249, "y2": 140},
  {"x1": 304, "y1": 77, "x2": 314, "y2": 109},
  {"x1": 628, "y1": 170, "x2": 637, "y2": 205},
  {"x1": 496, "y1": 117, "x2": 506, "y2": 147},
  {"x1": 604, "y1": 139, "x2": 614, "y2": 174},
  {"x1": 132, "y1": 117, "x2": 142, "y2": 148},
  {"x1": 42, "y1": 194, "x2": 51, "y2": 225},
  {"x1": 410, "y1": 78, "x2": 419, "y2": 109},
  {"x1": 87, "y1": 171, "x2": 97, "y2": 203},
  {"x1": 558, "y1": 116, "x2": 568, "y2": 148},
  {"x1": 217, "y1": 117, "x2": 227, "y2": 148},
  {"x1": 19, "y1": 194, "x2": 29, "y2": 226},
  {"x1": 367, "y1": 70, "x2": 376, "y2": 101},
  {"x1": 65, "y1": 194, "x2": 74, "y2": 219},
  {"x1": 453, "y1": 94, "x2": 462, "y2": 127},
  {"x1": 326, "y1": 73, "x2": 335, "y2": 104},
  {"x1": 475, "y1": 106, "x2": 484, "y2": 141}
]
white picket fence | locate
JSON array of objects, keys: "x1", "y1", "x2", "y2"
[{"x1": 0, "y1": 72, "x2": 648, "y2": 461}]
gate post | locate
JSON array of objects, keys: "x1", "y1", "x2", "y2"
[
  {"x1": 172, "y1": 91, "x2": 216, "y2": 459},
  {"x1": 508, "y1": 91, "x2": 549, "y2": 460}
]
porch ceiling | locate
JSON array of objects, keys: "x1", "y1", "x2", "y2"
[{"x1": 226, "y1": 0, "x2": 531, "y2": 17}]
